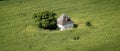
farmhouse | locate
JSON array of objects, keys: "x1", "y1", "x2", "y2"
[{"x1": 57, "y1": 13, "x2": 74, "y2": 31}]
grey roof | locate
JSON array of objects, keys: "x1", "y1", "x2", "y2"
[{"x1": 57, "y1": 13, "x2": 73, "y2": 25}]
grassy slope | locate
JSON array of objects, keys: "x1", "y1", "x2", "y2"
[{"x1": 0, "y1": 0, "x2": 120, "y2": 51}]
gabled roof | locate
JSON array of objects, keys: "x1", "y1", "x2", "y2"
[{"x1": 57, "y1": 13, "x2": 73, "y2": 25}]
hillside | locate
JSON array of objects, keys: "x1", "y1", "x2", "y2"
[{"x1": 0, "y1": 0, "x2": 120, "y2": 51}]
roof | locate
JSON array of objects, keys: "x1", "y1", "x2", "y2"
[{"x1": 57, "y1": 13, "x2": 73, "y2": 25}]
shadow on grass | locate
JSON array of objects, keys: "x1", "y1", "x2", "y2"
[{"x1": 37, "y1": 24, "x2": 79, "y2": 31}]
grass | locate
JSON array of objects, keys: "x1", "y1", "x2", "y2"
[{"x1": 0, "y1": 0, "x2": 120, "y2": 51}]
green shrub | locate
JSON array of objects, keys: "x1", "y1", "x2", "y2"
[
  {"x1": 73, "y1": 36, "x2": 80, "y2": 40},
  {"x1": 33, "y1": 11, "x2": 57, "y2": 30},
  {"x1": 73, "y1": 24, "x2": 78, "y2": 28},
  {"x1": 0, "y1": 0, "x2": 7, "y2": 1},
  {"x1": 86, "y1": 21, "x2": 92, "y2": 26}
]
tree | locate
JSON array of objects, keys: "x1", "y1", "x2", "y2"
[{"x1": 33, "y1": 11, "x2": 57, "y2": 30}]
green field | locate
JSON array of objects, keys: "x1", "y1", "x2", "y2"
[{"x1": 0, "y1": 0, "x2": 120, "y2": 51}]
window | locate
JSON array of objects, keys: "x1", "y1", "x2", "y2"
[{"x1": 67, "y1": 19, "x2": 70, "y2": 22}]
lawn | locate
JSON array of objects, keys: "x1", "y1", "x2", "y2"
[{"x1": 0, "y1": 0, "x2": 120, "y2": 51}]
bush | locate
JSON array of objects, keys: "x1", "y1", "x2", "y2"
[
  {"x1": 86, "y1": 21, "x2": 92, "y2": 26},
  {"x1": 0, "y1": 0, "x2": 4, "y2": 1},
  {"x1": 73, "y1": 36, "x2": 79, "y2": 40},
  {"x1": 0, "y1": 0, "x2": 7, "y2": 1},
  {"x1": 33, "y1": 11, "x2": 57, "y2": 30},
  {"x1": 73, "y1": 24, "x2": 78, "y2": 28}
]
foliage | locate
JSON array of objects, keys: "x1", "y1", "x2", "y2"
[
  {"x1": 73, "y1": 36, "x2": 80, "y2": 40},
  {"x1": 0, "y1": 0, "x2": 7, "y2": 1},
  {"x1": 86, "y1": 21, "x2": 92, "y2": 26},
  {"x1": 33, "y1": 11, "x2": 57, "y2": 30}
]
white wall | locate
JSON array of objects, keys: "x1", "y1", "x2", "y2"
[{"x1": 57, "y1": 23, "x2": 73, "y2": 31}]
